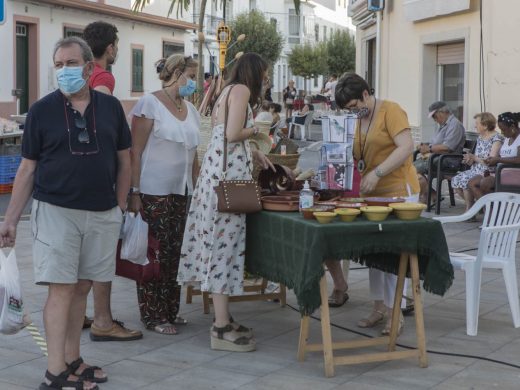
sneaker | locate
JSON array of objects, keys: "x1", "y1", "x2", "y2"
[{"x1": 90, "y1": 320, "x2": 143, "y2": 342}]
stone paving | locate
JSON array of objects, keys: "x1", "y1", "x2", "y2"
[{"x1": 1, "y1": 125, "x2": 520, "y2": 389}]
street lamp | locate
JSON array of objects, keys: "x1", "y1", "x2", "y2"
[{"x1": 217, "y1": 22, "x2": 231, "y2": 71}]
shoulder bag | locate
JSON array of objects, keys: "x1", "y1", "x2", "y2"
[{"x1": 214, "y1": 85, "x2": 262, "y2": 214}]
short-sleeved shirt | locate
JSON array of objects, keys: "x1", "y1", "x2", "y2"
[
  {"x1": 130, "y1": 93, "x2": 200, "y2": 196},
  {"x1": 431, "y1": 114, "x2": 466, "y2": 152},
  {"x1": 329, "y1": 81, "x2": 338, "y2": 102},
  {"x1": 89, "y1": 62, "x2": 115, "y2": 94},
  {"x1": 353, "y1": 100, "x2": 420, "y2": 197},
  {"x1": 22, "y1": 89, "x2": 131, "y2": 211}
]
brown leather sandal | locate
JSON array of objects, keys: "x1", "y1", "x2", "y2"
[
  {"x1": 210, "y1": 324, "x2": 256, "y2": 352},
  {"x1": 381, "y1": 312, "x2": 404, "y2": 336}
]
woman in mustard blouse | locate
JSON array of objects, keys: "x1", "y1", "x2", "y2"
[{"x1": 334, "y1": 73, "x2": 419, "y2": 336}]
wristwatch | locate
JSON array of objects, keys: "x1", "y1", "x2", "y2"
[
  {"x1": 375, "y1": 167, "x2": 385, "y2": 178},
  {"x1": 252, "y1": 126, "x2": 259, "y2": 136},
  {"x1": 129, "y1": 186, "x2": 140, "y2": 195}
]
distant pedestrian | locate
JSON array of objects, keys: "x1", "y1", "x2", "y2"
[{"x1": 283, "y1": 80, "x2": 297, "y2": 120}]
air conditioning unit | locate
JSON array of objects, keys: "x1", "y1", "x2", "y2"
[{"x1": 368, "y1": 0, "x2": 385, "y2": 12}]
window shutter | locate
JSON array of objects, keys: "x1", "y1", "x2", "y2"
[{"x1": 437, "y1": 42, "x2": 464, "y2": 65}]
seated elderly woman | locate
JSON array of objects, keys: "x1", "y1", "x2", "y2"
[
  {"x1": 451, "y1": 113, "x2": 503, "y2": 212},
  {"x1": 469, "y1": 112, "x2": 520, "y2": 199}
]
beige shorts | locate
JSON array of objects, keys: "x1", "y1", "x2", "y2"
[{"x1": 31, "y1": 200, "x2": 123, "y2": 285}]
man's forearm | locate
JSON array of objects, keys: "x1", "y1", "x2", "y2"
[
  {"x1": 116, "y1": 150, "x2": 131, "y2": 209},
  {"x1": 4, "y1": 163, "x2": 35, "y2": 225}
]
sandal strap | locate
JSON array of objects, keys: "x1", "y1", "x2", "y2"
[
  {"x1": 76, "y1": 366, "x2": 102, "y2": 381},
  {"x1": 211, "y1": 324, "x2": 234, "y2": 339},
  {"x1": 43, "y1": 369, "x2": 84, "y2": 390},
  {"x1": 67, "y1": 357, "x2": 84, "y2": 372}
]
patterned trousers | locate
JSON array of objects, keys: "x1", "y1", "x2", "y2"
[{"x1": 137, "y1": 194, "x2": 187, "y2": 329}]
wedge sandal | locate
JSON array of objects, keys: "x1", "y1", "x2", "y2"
[
  {"x1": 39, "y1": 368, "x2": 98, "y2": 390},
  {"x1": 67, "y1": 357, "x2": 107, "y2": 384},
  {"x1": 213, "y1": 316, "x2": 254, "y2": 338},
  {"x1": 210, "y1": 324, "x2": 256, "y2": 352}
]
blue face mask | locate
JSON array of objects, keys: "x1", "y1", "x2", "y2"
[
  {"x1": 56, "y1": 66, "x2": 86, "y2": 94},
  {"x1": 179, "y1": 75, "x2": 197, "y2": 97}
]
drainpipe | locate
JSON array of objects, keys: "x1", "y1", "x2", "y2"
[{"x1": 375, "y1": 10, "x2": 382, "y2": 98}]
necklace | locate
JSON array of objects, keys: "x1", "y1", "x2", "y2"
[
  {"x1": 163, "y1": 88, "x2": 183, "y2": 112},
  {"x1": 357, "y1": 97, "x2": 376, "y2": 173}
]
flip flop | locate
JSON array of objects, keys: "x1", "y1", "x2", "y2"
[{"x1": 328, "y1": 289, "x2": 349, "y2": 308}]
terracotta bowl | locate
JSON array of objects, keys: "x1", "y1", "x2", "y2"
[
  {"x1": 389, "y1": 202, "x2": 427, "y2": 220},
  {"x1": 301, "y1": 205, "x2": 335, "y2": 220},
  {"x1": 334, "y1": 208, "x2": 361, "y2": 222},
  {"x1": 364, "y1": 197, "x2": 405, "y2": 207},
  {"x1": 360, "y1": 206, "x2": 393, "y2": 222},
  {"x1": 261, "y1": 196, "x2": 299, "y2": 211},
  {"x1": 313, "y1": 211, "x2": 337, "y2": 224}
]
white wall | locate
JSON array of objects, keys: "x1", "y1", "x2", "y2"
[{"x1": 0, "y1": 0, "x2": 191, "y2": 115}]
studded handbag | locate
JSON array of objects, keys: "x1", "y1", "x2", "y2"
[{"x1": 214, "y1": 85, "x2": 262, "y2": 214}]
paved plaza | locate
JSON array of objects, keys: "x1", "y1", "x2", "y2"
[{"x1": 0, "y1": 131, "x2": 519, "y2": 389}]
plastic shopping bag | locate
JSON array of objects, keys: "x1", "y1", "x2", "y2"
[
  {"x1": 0, "y1": 249, "x2": 25, "y2": 335},
  {"x1": 120, "y1": 212, "x2": 149, "y2": 265}
]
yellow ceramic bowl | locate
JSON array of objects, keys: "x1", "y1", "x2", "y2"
[
  {"x1": 389, "y1": 202, "x2": 427, "y2": 220},
  {"x1": 360, "y1": 206, "x2": 393, "y2": 222},
  {"x1": 313, "y1": 211, "x2": 337, "y2": 224},
  {"x1": 334, "y1": 208, "x2": 361, "y2": 222}
]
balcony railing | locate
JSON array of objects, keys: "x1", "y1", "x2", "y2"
[{"x1": 192, "y1": 14, "x2": 224, "y2": 36}]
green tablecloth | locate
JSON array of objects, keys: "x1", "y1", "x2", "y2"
[{"x1": 245, "y1": 211, "x2": 453, "y2": 315}]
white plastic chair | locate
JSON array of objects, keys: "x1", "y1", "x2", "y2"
[
  {"x1": 288, "y1": 111, "x2": 314, "y2": 141},
  {"x1": 434, "y1": 192, "x2": 520, "y2": 336}
]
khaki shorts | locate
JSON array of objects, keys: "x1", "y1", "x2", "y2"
[{"x1": 31, "y1": 200, "x2": 123, "y2": 285}]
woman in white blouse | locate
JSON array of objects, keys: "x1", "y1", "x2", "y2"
[{"x1": 129, "y1": 54, "x2": 200, "y2": 335}]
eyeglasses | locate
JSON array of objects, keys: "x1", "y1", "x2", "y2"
[{"x1": 63, "y1": 98, "x2": 100, "y2": 155}]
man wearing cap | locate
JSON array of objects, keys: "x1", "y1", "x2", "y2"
[{"x1": 415, "y1": 101, "x2": 466, "y2": 203}]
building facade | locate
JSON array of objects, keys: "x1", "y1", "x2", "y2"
[
  {"x1": 348, "y1": 0, "x2": 520, "y2": 140},
  {"x1": 0, "y1": 0, "x2": 196, "y2": 118},
  {"x1": 192, "y1": 0, "x2": 353, "y2": 101}
]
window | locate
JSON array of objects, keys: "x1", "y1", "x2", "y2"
[
  {"x1": 314, "y1": 76, "x2": 318, "y2": 87},
  {"x1": 249, "y1": 0, "x2": 256, "y2": 10},
  {"x1": 365, "y1": 38, "x2": 376, "y2": 91},
  {"x1": 132, "y1": 48, "x2": 144, "y2": 93},
  {"x1": 315, "y1": 24, "x2": 319, "y2": 41},
  {"x1": 63, "y1": 26, "x2": 83, "y2": 38},
  {"x1": 437, "y1": 42, "x2": 465, "y2": 122},
  {"x1": 270, "y1": 17, "x2": 277, "y2": 30},
  {"x1": 163, "y1": 41, "x2": 184, "y2": 58},
  {"x1": 288, "y1": 9, "x2": 300, "y2": 44},
  {"x1": 323, "y1": 26, "x2": 327, "y2": 41}
]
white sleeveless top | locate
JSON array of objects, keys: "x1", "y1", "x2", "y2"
[
  {"x1": 130, "y1": 93, "x2": 200, "y2": 196},
  {"x1": 500, "y1": 135, "x2": 520, "y2": 158}
]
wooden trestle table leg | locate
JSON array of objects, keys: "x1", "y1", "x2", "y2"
[
  {"x1": 319, "y1": 275, "x2": 335, "y2": 377},
  {"x1": 410, "y1": 253, "x2": 428, "y2": 367},
  {"x1": 297, "y1": 315, "x2": 309, "y2": 362},
  {"x1": 389, "y1": 252, "x2": 409, "y2": 352}
]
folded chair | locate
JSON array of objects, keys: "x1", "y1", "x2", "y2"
[{"x1": 434, "y1": 192, "x2": 520, "y2": 336}]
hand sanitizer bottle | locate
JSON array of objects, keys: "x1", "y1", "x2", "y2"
[{"x1": 299, "y1": 180, "x2": 314, "y2": 212}]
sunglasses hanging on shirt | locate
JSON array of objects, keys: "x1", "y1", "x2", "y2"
[{"x1": 63, "y1": 97, "x2": 100, "y2": 155}]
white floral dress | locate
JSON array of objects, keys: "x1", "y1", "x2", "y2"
[
  {"x1": 452, "y1": 133, "x2": 504, "y2": 189},
  {"x1": 177, "y1": 86, "x2": 253, "y2": 295}
]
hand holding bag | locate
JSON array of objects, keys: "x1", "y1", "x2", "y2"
[{"x1": 214, "y1": 85, "x2": 262, "y2": 214}]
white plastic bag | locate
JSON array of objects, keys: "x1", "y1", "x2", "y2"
[
  {"x1": 0, "y1": 249, "x2": 25, "y2": 335},
  {"x1": 120, "y1": 212, "x2": 150, "y2": 265}
]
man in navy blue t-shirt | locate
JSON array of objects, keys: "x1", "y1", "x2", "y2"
[{"x1": 0, "y1": 37, "x2": 131, "y2": 389}]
